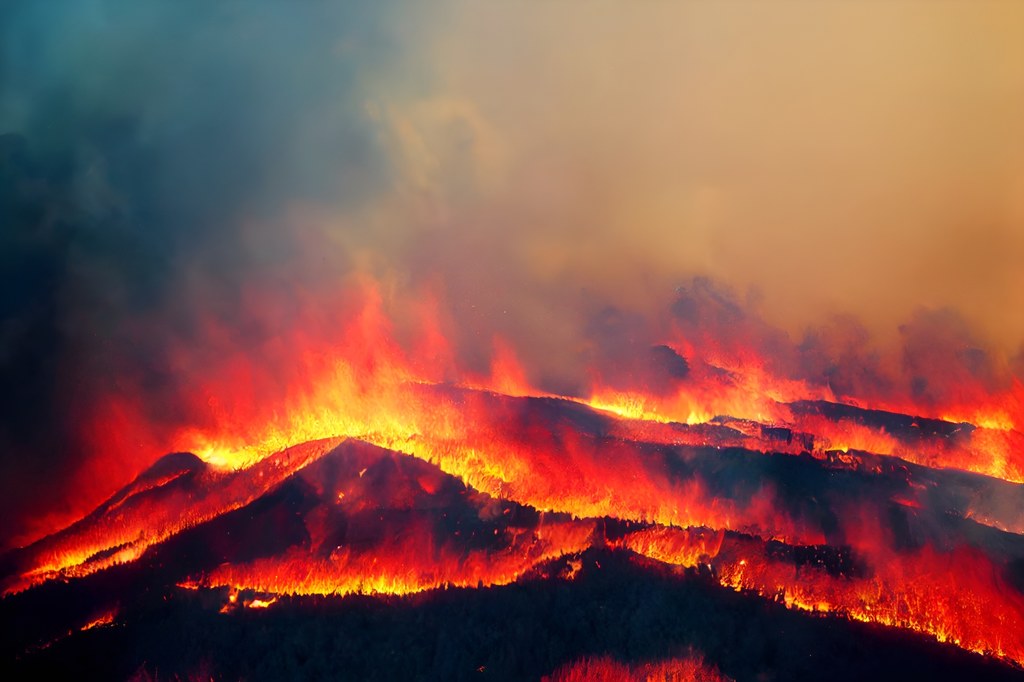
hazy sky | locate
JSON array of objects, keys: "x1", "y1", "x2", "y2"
[{"x1": 373, "y1": 0, "x2": 1024, "y2": 350}]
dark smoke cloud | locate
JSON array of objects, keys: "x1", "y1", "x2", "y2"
[{"x1": 0, "y1": 0, "x2": 419, "y2": 544}]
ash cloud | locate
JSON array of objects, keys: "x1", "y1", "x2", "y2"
[
  {"x1": 349, "y1": 0, "x2": 1024, "y2": 392},
  {"x1": 2, "y1": 0, "x2": 1023, "y2": 546},
  {"x1": 0, "y1": 0, "x2": 417, "y2": 545}
]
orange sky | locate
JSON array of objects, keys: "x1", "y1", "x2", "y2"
[{"x1": 342, "y1": 0, "x2": 1024, "y2": 356}]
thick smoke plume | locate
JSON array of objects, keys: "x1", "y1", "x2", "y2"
[{"x1": 2, "y1": 0, "x2": 1023, "y2": 547}]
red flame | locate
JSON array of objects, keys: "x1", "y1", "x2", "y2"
[
  {"x1": 7, "y1": 280, "x2": 1024, "y2": 670},
  {"x1": 543, "y1": 652, "x2": 732, "y2": 682}
]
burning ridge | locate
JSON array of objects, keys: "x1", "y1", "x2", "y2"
[
  {"x1": 3, "y1": 287, "x2": 1024, "y2": 678},
  {"x1": 4, "y1": 389, "x2": 1024, "y2": 675}
]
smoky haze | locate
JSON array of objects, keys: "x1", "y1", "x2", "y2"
[
  {"x1": 398, "y1": 0, "x2": 1024, "y2": 347},
  {"x1": 1, "y1": 0, "x2": 1023, "y2": 546}
]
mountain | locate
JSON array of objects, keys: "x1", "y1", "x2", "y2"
[{"x1": 3, "y1": 390, "x2": 1024, "y2": 680}]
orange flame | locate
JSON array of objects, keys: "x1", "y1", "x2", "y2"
[{"x1": 10, "y1": 280, "x2": 1024, "y2": 670}]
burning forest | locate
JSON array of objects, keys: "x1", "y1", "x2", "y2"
[
  {"x1": 3, "y1": 2, "x2": 1024, "y2": 681},
  {"x1": 3, "y1": 281, "x2": 1024, "y2": 680}
]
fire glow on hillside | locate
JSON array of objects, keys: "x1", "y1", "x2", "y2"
[
  {"x1": 4, "y1": 280, "x2": 1024, "y2": 680},
  {"x1": 3, "y1": 2, "x2": 1024, "y2": 680}
]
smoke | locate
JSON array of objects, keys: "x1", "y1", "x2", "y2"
[
  {"x1": 332, "y1": 0, "x2": 1024, "y2": 390},
  {"x1": 394, "y1": 0, "x2": 1024, "y2": 342},
  {"x1": 0, "y1": 0, "x2": 423, "y2": 544},
  {"x1": 2, "y1": 0, "x2": 1023, "y2": 546}
]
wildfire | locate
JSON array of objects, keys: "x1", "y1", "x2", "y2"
[
  {"x1": 6, "y1": 282, "x2": 1024, "y2": 672},
  {"x1": 80, "y1": 609, "x2": 117, "y2": 632},
  {"x1": 619, "y1": 528, "x2": 1024, "y2": 664},
  {"x1": 543, "y1": 652, "x2": 733, "y2": 682},
  {"x1": 189, "y1": 517, "x2": 595, "y2": 599}
]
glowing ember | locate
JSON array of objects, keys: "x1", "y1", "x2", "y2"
[
  {"x1": 80, "y1": 609, "x2": 117, "y2": 632},
  {"x1": 543, "y1": 652, "x2": 733, "y2": 682}
]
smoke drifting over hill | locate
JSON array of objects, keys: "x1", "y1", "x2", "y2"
[{"x1": 2, "y1": 0, "x2": 1023, "y2": 551}]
